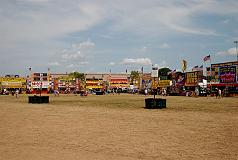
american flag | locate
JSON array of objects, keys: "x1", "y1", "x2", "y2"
[
  {"x1": 192, "y1": 65, "x2": 203, "y2": 71},
  {"x1": 203, "y1": 55, "x2": 210, "y2": 62}
]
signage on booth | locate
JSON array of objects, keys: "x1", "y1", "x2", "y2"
[
  {"x1": 31, "y1": 81, "x2": 49, "y2": 88},
  {"x1": 219, "y1": 66, "x2": 237, "y2": 83},
  {"x1": 151, "y1": 67, "x2": 158, "y2": 78},
  {"x1": 185, "y1": 71, "x2": 202, "y2": 86},
  {"x1": 158, "y1": 80, "x2": 171, "y2": 87}
]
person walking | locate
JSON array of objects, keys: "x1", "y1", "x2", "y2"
[{"x1": 54, "y1": 89, "x2": 59, "y2": 96}]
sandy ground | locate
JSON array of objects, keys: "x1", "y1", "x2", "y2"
[{"x1": 0, "y1": 94, "x2": 238, "y2": 160}]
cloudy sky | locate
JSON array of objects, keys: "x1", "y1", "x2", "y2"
[{"x1": 1, "y1": 0, "x2": 238, "y2": 76}]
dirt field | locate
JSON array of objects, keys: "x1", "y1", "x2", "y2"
[{"x1": 0, "y1": 94, "x2": 238, "y2": 160}]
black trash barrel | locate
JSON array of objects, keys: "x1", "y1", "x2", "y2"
[
  {"x1": 28, "y1": 96, "x2": 49, "y2": 104},
  {"x1": 145, "y1": 98, "x2": 166, "y2": 109}
]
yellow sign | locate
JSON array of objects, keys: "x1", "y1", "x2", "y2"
[
  {"x1": 0, "y1": 77, "x2": 26, "y2": 83},
  {"x1": 158, "y1": 80, "x2": 171, "y2": 87},
  {"x1": 0, "y1": 77, "x2": 26, "y2": 88},
  {"x1": 181, "y1": 59, "x2": 187, "y2": 72},
  {"x1": 86, "y1": 85, "x2": 103, "y2": 89},
  {"x1": 152, "y1": 79, "x2": 158, "y2": 89},
  {"x1": 185, "y1": 72, "x2": 198, "y2": 85},
  {"x1": 58, "y1": 76, "x2": 73, "y2": 81}
]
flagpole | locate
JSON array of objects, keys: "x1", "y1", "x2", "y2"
[
  {"x1": 203, "y1": 61, "x2": 205, "y2": 76},
  {"x1": 209, "y1": 55, "x2": 212, "y2": 93},
  {"x1": 141, "y1": 66, "x2": 144, "y2": 90}
]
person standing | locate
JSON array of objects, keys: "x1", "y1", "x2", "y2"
[
  {"x1": 215, "y1": 88, "x2": 219, "y2": 98},
  {"x1": 15, "y1": 89, "x2": 19, "y2": 98},
  {"x1": 164, "y1": 88, "x2": 167, "y2": 96},
  {"x1": 144, "y1": 88, "x2": 148, "y2": 96},
  {"x1": 195, "y1": 87, "x2": 199, "y2": 97},
  {"x1": 218, "y1": 89, "x2": 222, "y2": 98}
]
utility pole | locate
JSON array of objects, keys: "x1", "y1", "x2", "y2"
[{"x1": 234, "y1": 41, "x2": 238, "y2": 61}]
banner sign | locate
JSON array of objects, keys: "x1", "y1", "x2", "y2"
[
  {"x1": 1, "y1": 82, "x2": 23, "y2": 88},
  {"x1": 0, "y1": 77, "x2": 26, "y2": 88},
  {"x1": 185, "y1": 71, "x2": 202, "y2": 86},
  {"x1": 151, "y1": 67, "x2": 158, "y2": 78},
  {"x1": 31, "y1": 81, "x2": 49, "y2": 89},
  {"x1": 219, "y1": 66, "x2": 237, "y2": 83},
  {"x1": 0, "y1": 77, "x2": 26, "y2": 83},
  {"x1": 158, "y1": 80, "x2": 171, "y2": 87},
  {"x1": 181, "y1": 59, "x2": 187, "y2": 72},
  {"x1": 151, "y1": 79, "x2": 158, "y2": 89}
]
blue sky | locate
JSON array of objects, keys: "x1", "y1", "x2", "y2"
[{"x1": 0, "y1": 0, "x2": 238, "y2": 76}]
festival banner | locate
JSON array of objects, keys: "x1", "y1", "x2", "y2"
[
  {"x1": 151, "y1": 67, "x2": 158, "y2": 77},
  {"x1": 219, "y1": 66, "x2": 237, "y2": 83},
  {"x1": 185, "y1": 71, "x2": 202, "y2": 86},
  {"x1": 0, "y1": 77, "x2": 26, "y2": 88},
  {"x1": 157, "y1": 80, "x2": 171, "y2": 87},
  {"x1": 181, "y1": 59, "x2": 187, "y2": 72},
  {"x1": 0, "y1": 77, "x2": 26, "y2": 83},
  {"x1": 1, "y1": 82, "x2": 23, "y2": 88},
  {"x1": 31, "y1": 81, "x2": 50, "y2": 89}
]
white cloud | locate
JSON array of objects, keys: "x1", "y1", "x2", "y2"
[
  {"x1": 109, "y1": 0, "x2": 227, "y2": 36},
  {"x1": 79, "y1": 61, "x2": 89, "y2": 65},
  {"x1": 122, "y1": 58, "x2": 152, "y2": 65},
  {"x1": 154, "y1": 61, "x2": 168, "y2": 68},
  {"x1": 141, "y1": 46, "x2": 148, "y2": 52},
  {"x1": 160, "y1": 43, "x2": 170, "y2": 49},
  {"x1": 165, "y1": 23, "x2": 219, "y2": 36},
  {"x1": 109, "y1": 62, "x2": 116, "y2": 66},
  {"x1": 99, "y1": 34, "x2": 113, "y2": 39},
  {"x1": 17, "y1": 0, "x2": 49, "y2": 3},
  {"x1": 48, "y1": 61, "x2": 60, "y2": 66},
  {"x1": 217, "y1": 47, "x2": 237, "y2": 56},
  {"x1": 222, "y1": 19, "x2": 230, "y2": 24},
  {"x1": 52, "y1": 40, "x2": 94, "y2": 70},
  {"x1": 0, "y1": 1, "x2": 106, "y2": 44},
  {"x1": 66, "y1": 61, "x2": 89, "y2": 69},
  {"x1": 72, "y1": 39, "x2": 95, "y2": 50},
  {"x1": 62, "y1": 51, "x2": 83, "y2": 60},
  {"x1": 61, "y1": 40, "x2": 95, "y2": 61},
  {"x1": 66, "y1": 64, "x2": 75, "y2": 68}
]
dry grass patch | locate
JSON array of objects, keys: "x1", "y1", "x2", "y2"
[{"x1": 0, "y1": 94, "x2": 238, "y2": 160}]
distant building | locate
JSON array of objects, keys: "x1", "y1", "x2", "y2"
[
  {"x1": 85, "y1": 73, "x2": 104, "y2": 90},
  {"x1": 85, "y1": 73, "x2": 129, "y2": 90},
  {"x1": 109, "y1": 74, "x2": 129, "y2": 89},
  {"x1": 50, "y1": 73, "x2": 81, "y2": 93},
  {"x1": 29, "y1": 72, "x2": 50, "y2": 94}
]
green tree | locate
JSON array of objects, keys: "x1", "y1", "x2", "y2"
[
  {"x1": 69, "y1": 72, "x2": 86, "y2": 89},
  {"x1": 130, "y1": 71, "x2": 140, "y2": 85},
  {"x1": 69, "y1": 72, "x2": 85, "y2": 82},
  {"x1": 158, "y1": 68, "x2": 171, "y2": 80}
]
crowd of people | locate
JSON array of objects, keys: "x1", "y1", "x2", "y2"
[{"x1": 0, "y1": 86, "x2": 233, "y2": 99}]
